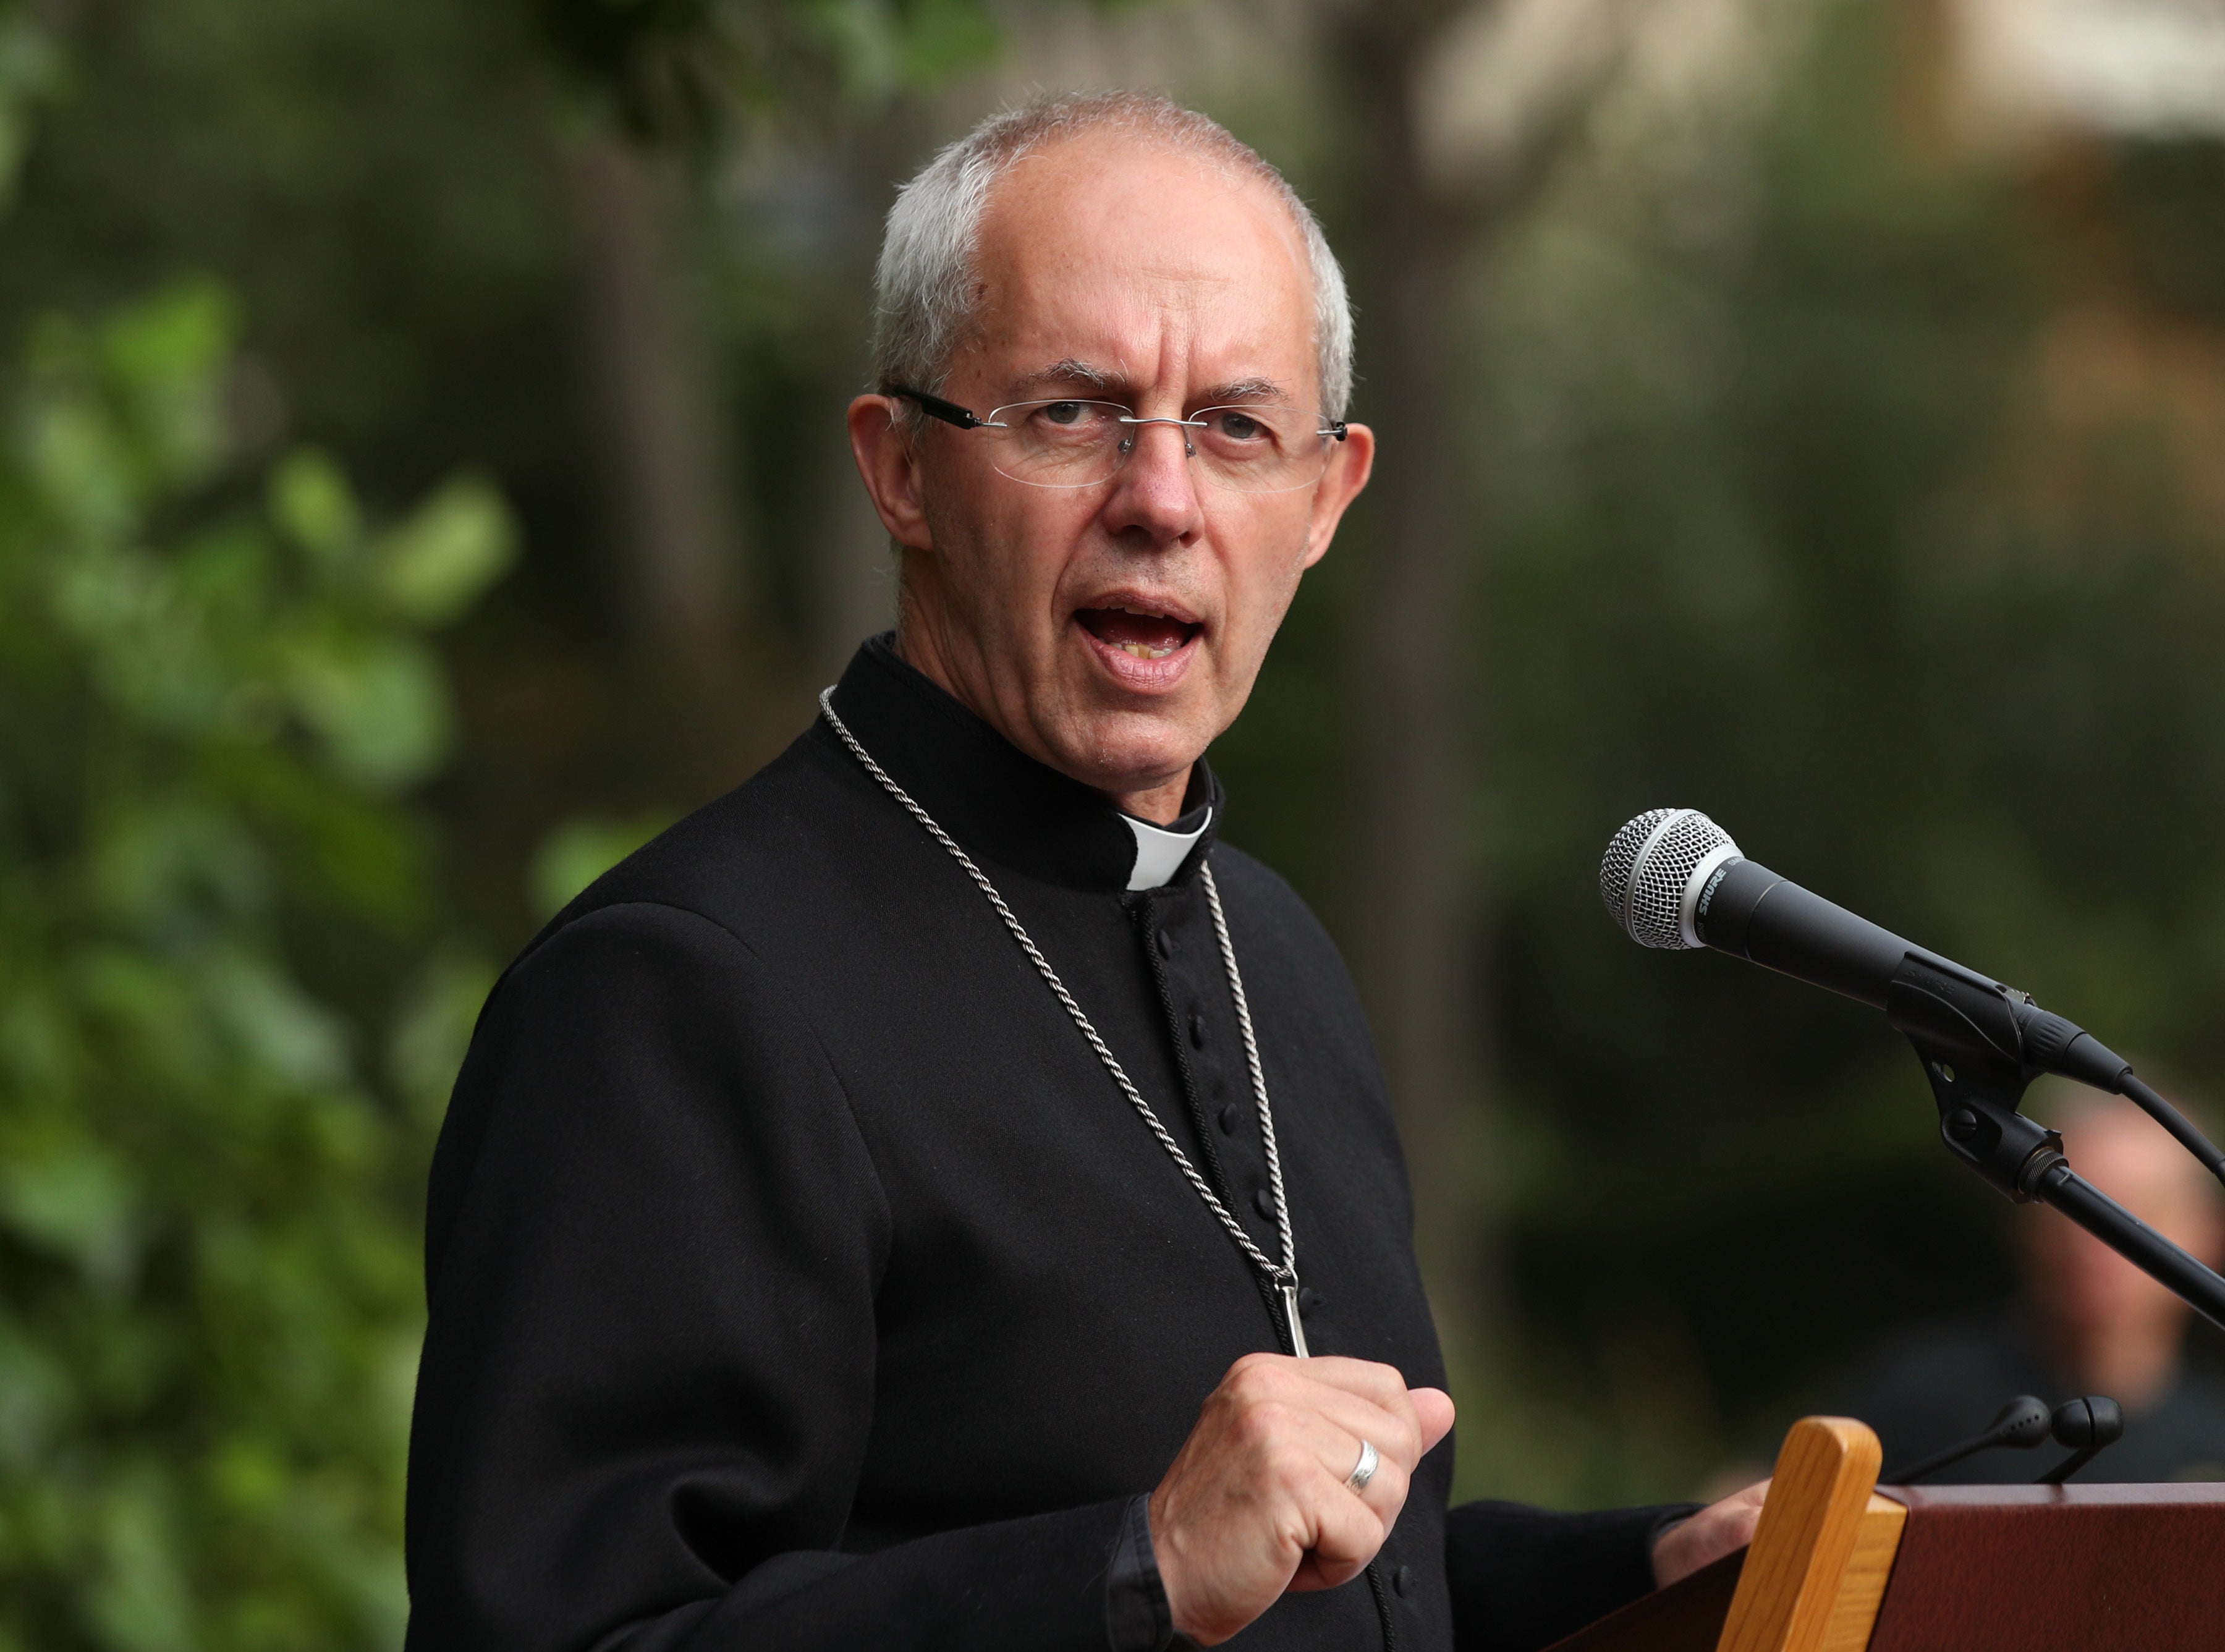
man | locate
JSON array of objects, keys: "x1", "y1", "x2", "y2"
[
  {"x1": 405, "y1": 92, "x2": 1760, "y2": 1651},
  {"x1": 1839, "y1": 1087, "x2": 2225, "y2": 1483}
]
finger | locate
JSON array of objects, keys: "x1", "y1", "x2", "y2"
[
  {"x1": 1219, "y1": 1352, "x2": 1420, "y2": 1425},
  {"x1": 1410, "y1": 1386, "x2": 1456, "y2": 1455},
  {"x1": 1220, "y1": 1356, "x2": 1425, "y2": 1472},
  {"x1": 1324, "y1": 1433, "x2": 1412, "y2": 1525},
  {"x1": 1291, "y1": 1361, "x2": 1453, "y2": 1466},
  {"x1": 1283, "y1": 1355, "x2": 1418, "y2": 1412},
  {"x1": 1298, "y1": 1384, "x2": 1426, "y2": 1473},
  {"x1": 1276, "y1": 1400, "x2": 1418, "y2": 1531},
  {"x1": 1286, "y1": 1465, "x2": 1389, "y2": 1591}
]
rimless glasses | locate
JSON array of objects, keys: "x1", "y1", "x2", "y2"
[{"x1": 889, "y1": 387, "x2": 1348, "y2": 494}]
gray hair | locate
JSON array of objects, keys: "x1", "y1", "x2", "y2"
[{"x1": 871, "y1": 91, "x2": 1354, "y2": 420}]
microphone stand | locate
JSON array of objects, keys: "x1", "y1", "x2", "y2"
[
  {"x1": 1857, "y1": 948, "x2": 2225, "y2": 1329},
  {"x1": 1897, "y1": 1026, "x2": 2225, "y2": 1334}
]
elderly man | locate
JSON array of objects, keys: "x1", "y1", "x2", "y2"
[{"x1": 405, "y1": 93, "x2": 1758, "y2": 1651}]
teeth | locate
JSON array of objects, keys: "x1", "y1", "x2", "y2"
[{"x1": 1118, "y1": 640, "x2": 1177, "y2": 660}]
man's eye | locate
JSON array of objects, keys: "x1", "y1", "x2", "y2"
[
  {"x1": 1041, "y1": 402, "x2": 1090, "y2": 425},
  {"x1": 1205, "y1": 410, "x2": 1275, "y2": 444}
]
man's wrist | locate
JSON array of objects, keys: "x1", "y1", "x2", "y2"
[{"x1": 1106, "y1": 1494, "x2": 1175, "y2": 1652}]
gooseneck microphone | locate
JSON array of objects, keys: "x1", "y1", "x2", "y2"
[
  {"x1": 1599, "y1": 808, "x2": 2224, "y2": 1181},
  {"x1": 1883, "y1": 1394, "x2": 2052, "y2": 1485},
  {"x1": 1880, "y1": 1393, "x2": 2124, "y2": 1486},
  {"x1": 1601, "y1": 807, "x2": 2225, "y2": 1332}
]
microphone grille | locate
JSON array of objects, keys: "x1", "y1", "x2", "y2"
[{"x1": 1600, "y1": 808, "x2": 1739, "y2": 949}]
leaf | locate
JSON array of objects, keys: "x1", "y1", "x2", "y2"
[
  {"x1": 286, "y1": 633, "x2": 451, "y2": 789},
  {"x1": 369, "y1": 475, "x2": 517, "y2": 625},
  {"x1": 0, "y1": 1313, "x2": 68, "y2": 1470},
  {"x1": 203, "y1": 949, "x2": 350, "y2": 1092},
  {"x1": 89, "y1": 1472, "x2": 197, "y2": 1652},
  {"x1": 99, "y1": 280, "x2": 236, "y2": 490},
  {"x1": 0, "y1": 1148, "x2": 139, "y2": 1294},
  {"x1": 527, "y1": 812, "x2": 676, "y2": 918},
  {"x1": 386, "y1": 951, "x2": 496, "y2": 1126},
  {"x1": 0, "y1": 12, "x2": 66, "y2": 209},
  {"x1": 268, "y1": 449, "x2": 360, "y2": 563},
  {"x1": 25, "y1": 390, "x2": 138, "y2": 543}
]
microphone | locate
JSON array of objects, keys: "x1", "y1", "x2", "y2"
[
  {"x1": 2036, "y1": 1395, "x2": 2125, "y2": 1486},
  {"x1": 1598, "y1": 808, "x2": 2225, "y2": 1184},
  {"x1": 1601, "y1": 807, "x2": 2225, "y2": 1331},
  {"x1": 1883, "y1": 1394, "x2": 2052, "y2": 1485},
  {"x1": 1880, "y1": 1392, "x2": 2125, "y2": 1486}
]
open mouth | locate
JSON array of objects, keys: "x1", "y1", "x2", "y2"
[{"x1": 1074, "y1": 604, "x2": 1202, "y2": 661}]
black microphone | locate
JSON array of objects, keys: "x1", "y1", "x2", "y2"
[
  {"x1": 1883, "y1": 1394, "x2": 2053, "y2": 1485},
  {"x1": 1598, "y1": 808, "x2": 2225, "y2": 1184},
  {"x1": 2037, "y1": 1395, "x2": 2125, "y2": 1486},
  {"x1": 1880, "y1": 1393, "x2": 2125, "y2": 1486}
]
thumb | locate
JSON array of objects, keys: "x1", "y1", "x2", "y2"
[{"x1": 1410, "y1": 1387, "x2": 1456, "y2": 1455}]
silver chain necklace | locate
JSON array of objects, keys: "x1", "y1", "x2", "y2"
[{"x1": 818, "y1": 687, "x2": 1310, "y2": 1357}]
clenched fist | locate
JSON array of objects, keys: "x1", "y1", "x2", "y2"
[{"x1": 1147, "y1": 1353, "x2": 1456, "y2": 1646}]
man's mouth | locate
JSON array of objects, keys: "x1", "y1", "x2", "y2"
[{"x1": 1074, "y1": 604, "x2": 1202, "y2": 661}]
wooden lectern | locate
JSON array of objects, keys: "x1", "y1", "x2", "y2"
[{"x1": 1546, "y1": 1416, "x2": 2225, "y2": 1652}]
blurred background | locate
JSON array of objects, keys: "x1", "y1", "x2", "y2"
[{"x1": 3, "y1": 0, "x2": 2224, "y2": 1643}]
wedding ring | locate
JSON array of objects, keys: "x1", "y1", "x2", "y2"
[{"x1": 1345, "y1": 1438, "x2": 1380, "y2": 1493}]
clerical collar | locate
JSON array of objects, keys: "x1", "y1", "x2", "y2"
[
  {"x1": 823, "y1": 633, "x2": 1222, "y2": 894},
  {"x1": 1119, "y1": 805, "x2": 1212, "y2": 892}
]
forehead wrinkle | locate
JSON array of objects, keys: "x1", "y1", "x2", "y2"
[{"x1": 965, "y1": 127, "x2": 1327, "y2": 400}]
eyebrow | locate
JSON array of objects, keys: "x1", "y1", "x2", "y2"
[
  {"x1": 1004, "y1": 362, "x2": 1295, "y2": 405},
  {"x1": 1009, "y1": 359, "x2": 1119, "y2": 397},
  {"x1": 1201, "y1": 377, "x2": 1287, "y2": 404}
]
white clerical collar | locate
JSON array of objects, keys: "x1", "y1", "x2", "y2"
[{"x1": 1120, "y1": 807, "x2": 1212, "y2": 892}]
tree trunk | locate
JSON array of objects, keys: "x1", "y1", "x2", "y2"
[
  {"x1": 1328, "y1": 0, "x2": 1499, "y2": 1352},
  {"x1": 563, "y1": 135, "x2": 764, "y2": 804}
]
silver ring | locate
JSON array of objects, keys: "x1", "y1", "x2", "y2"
[{"x1": 1345, "y1": 1439, "x2": 1380, "y2": 1493}]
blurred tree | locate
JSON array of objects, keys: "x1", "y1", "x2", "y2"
[
  {"x1": 1468, "y1": 0, "x2": 2225, "y2": 1503},
  {"x1": 0, "y1": 265, "x2": 513, "y2": 1646},
  {"x1": 0, "y1": 0, "x2": 1050, "y2": 941},
  {"x1": 534, "y1": 0, "x2": 1014, "y2": 802},
  {"x1": 1316, "y1": 0, "x2": 1645, "y2": 1357}
]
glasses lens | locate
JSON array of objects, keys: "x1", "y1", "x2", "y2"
[
  {"x1": 1189, "y1": 405, "x2": 1335, "y2": 493},
  {"x1": 985, "y1": 400, "x2": 1134, "y2": 488},
  {"x1": 975, "y1": 400, "x2": 1337, "y2": 492}
]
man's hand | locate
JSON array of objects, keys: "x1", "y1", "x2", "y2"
[
  {"x1": 1650, "y1": 1480, "x2": 1769, "y2": 1587},
  {"x1": 1147, "y1": 1353, "x2": 1456, "y2": 1646}
]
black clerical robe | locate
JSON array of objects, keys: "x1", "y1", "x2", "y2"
[{"x1": 405, "y1": 635, "x2": 1682, "y2": 1651}]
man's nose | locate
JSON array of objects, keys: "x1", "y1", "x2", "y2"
[{"x1": 1103, "y1": 420, "x2": 1203, "y2": 542}]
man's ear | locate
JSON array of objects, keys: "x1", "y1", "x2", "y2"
[
  {"x1": 1300, "y1": 421, "x2": 1374, "y2": 570},
  {"x1": 849, "y1": 396, "x2": 935, "y2": 553}
]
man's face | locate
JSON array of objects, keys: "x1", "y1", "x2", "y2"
[
  {"x1": 2027, "y1": 1104, "x2": 2225, "y2": 1344},
  {"x1": 850, "y1": 131, "x2": 1373, "y2": 809}
]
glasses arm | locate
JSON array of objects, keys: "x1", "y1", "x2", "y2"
[{"x1": 887, "y1": 387, "x2": 990, "y2": 430}]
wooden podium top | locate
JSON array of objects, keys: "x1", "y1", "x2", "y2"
[
  {"x1": 1546, "y1": 1420, "x2": 2225, "y2": 1652},
  {"x1": 1867, "y1": 1482, "x2": 2225, "y2": 1651}
]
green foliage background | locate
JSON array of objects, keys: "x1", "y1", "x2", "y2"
[
  {"x1": 0, "y1": 1, "x2": 1009, "y2": 1643},
  {"x1": 1, "y1": 0, "x2": 2223, "y2": 1640},
  {"x1": 0, "y1": 269, "x2": 512, "y2": 1645},
  {"x1": 0, "y1": 12, "x2": 518, "y2": 1630}
]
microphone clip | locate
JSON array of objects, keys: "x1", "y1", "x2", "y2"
[{"x1": 1905, "y1": 1038, "x2": 2065, "y2": 1206}]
